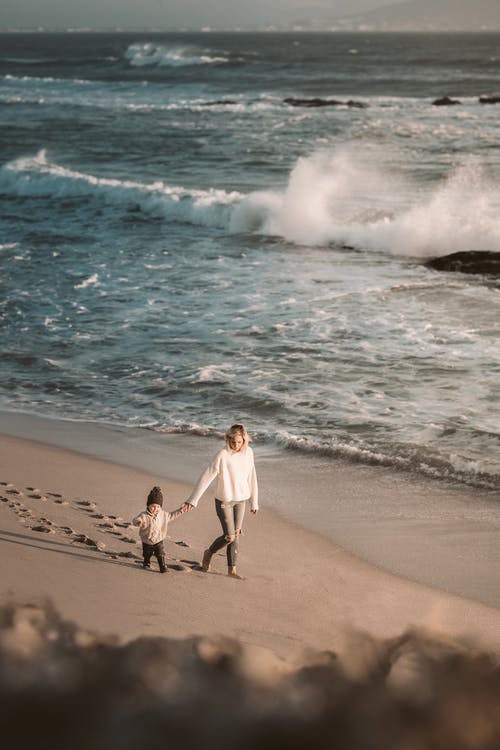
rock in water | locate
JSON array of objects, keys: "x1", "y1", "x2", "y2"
[
  {"x1": 479, "y1": 95, "x2": 500, "y2": 104},
  {"x1": 425, "y1": 251, "x2": 500, "y2": 276},
  {"x1": 432, "y1": 96, "x2": 461, "y2": 106},
  {"x1": 283, "y1": 97, "x2": 367, "y2": 108}
]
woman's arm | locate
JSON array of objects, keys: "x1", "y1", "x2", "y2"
[
  {"x1": 186, "y1": 453, "x2": 221, "y2": 508},
  {"x1": 249, "y1": 462, "x2": 259, "y2": 512}
]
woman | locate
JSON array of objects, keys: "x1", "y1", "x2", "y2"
[{"x1": 185, "y1": 424, "x2": 258, "y2": 579}]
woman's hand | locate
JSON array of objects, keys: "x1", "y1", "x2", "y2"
[{"x1": 181, "y1": 502, "x2": 194, "y2": 513}]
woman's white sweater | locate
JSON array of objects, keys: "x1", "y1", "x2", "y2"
[{"x1": 187, "y1": 446, "x2": 258, "y2": 511}]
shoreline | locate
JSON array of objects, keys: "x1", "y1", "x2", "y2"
[
  {"x1": 1, "y1": 409, "x2": 500, "y2": 610},
  {"x1": 1, "y1": 416, "x2": 500, "y2": 658}
]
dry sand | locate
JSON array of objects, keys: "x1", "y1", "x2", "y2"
[
  {"x1": 3, "y1": 431, "x2": 500, "y2": 749},
  {"x1": 1, "y1": 431, "x2": 500, "y2": 659}
]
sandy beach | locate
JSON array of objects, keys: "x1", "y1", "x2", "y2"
[
  {"x1": 1, "y1": 424, "x2": 500, "y2": 656},
  {"x1": 2, "y1": 423, "x2": 500, "y2": 748},
  {"x1": 3, "y1": 27, "x2": 500, "y2": 747}
]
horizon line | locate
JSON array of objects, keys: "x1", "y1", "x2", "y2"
[{"x1": 2, "y1": 26, "x2": 500, "y2": 34}]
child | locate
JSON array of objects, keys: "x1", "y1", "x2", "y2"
[{"x1": 132, "y1": 486, "x2": 186, "y2": 573}]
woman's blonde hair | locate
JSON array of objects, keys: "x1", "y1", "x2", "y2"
[{"x1": 225, "y1": 423, "x2": 250, "y2": 450}]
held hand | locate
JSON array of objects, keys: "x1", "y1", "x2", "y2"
[{"x1": 181, "y1": 502, "x2": 194, "y2": 514}]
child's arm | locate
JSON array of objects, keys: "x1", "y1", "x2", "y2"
[
  {"x1": 132, "y1": 511, "x2": 147, "y2": 527},
  {"x1": 166, "y1": 504, "x2": 191, "y2": 522}
]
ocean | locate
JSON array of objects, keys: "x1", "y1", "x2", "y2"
[{"x1": 1, "y1": 31, "x2": 500, "y2": 490}]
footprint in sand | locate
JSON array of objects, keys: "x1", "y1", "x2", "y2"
[
  {"x1": 72, "y1": 533, "x2": 106, "y2": 551},
  {"x1": 29, "y1": 493, "x2": 47, "y2": 501},
  {"x1": 96, "y1": 521, "x2": 115, "y2": 530},
  {"x1": 28, "y1": 488, "x2": 66, "y2": 504},
  {"x1": 120, "y1": 536, "x2": 136, "y2": 544},
  {"x1": 11, "y1": 502, "x2": 30, "y2": 520},
  {"x1": 174, "y1": 540, "x2": 190, "y2": 548},
  {"x1": 3, "y1": 483, "x2": 147, "y2": 565},
  {"x1": 32, "y1": 525, "x2": 55, "y2": 534},
  {"x1": 75, "y1": 500, "x2": 97, "y2": 510}
]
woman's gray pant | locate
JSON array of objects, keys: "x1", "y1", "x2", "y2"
[{"x1": 209, "y1": 499, "x2": 246, "y2": 567}]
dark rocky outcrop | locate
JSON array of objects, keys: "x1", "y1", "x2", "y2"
[
  {"x1": 284, "y1": 97, "x2": 367, "y2": 108},
  {"x1": 432, "y1": 96, "x2": 461, "y2": 106},
  {"x1": 204, "y1": 100, "x2": 238, "y2": 106},
  {"x1": 426, "y1": 250, "x2": 500, "y2": 276},
  {"x1": 346, "y1": 99, "x2": 368, "y2": 109},
  {"x1": 479, "y1": 95, "x2": 500, "y2": 104}
]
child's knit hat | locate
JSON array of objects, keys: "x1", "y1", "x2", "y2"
[{"x1": 147, "y1": 486, "x2": 163, "y2": 507}]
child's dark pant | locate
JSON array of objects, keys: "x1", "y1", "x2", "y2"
[{"x1": 142, "y1": 541, "x2": 166, "y2": 572}]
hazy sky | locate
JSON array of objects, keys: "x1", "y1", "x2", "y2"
[{"x1": 0, "y1": 0, "x2": 399, "y2": 30}]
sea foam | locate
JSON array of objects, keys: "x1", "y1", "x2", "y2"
[
  {"x1": 4, "y1": 147, "x2": 500, "y2": 258},
  {"x1": 232, "y1": 145, "x2": 500, "y2": 257},
  {"x1": 125, "y1": 42, "x2": 229, "y2": 67}
]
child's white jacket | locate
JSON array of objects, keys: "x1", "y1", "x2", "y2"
[{"x1": 132, "y1": 507, "x2": 183, "y2": 545}]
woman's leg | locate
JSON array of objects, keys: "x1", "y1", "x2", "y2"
[
  {"x1": 226, "y1": 501, "x2": 246, "y2": 568},
  {"x1": 201, "y1": 500, "x2": 234, "y2": 571},
  {"x1": 210, "y1": 500, "x2": 235, "y2": 553}
]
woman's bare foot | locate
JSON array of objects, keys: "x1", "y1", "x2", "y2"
[
  {"x1": 201, "y1": 549, "x2": 213, "y2": 572},
  {"x1": 228, "y1": 566, "x2": 245, "y2": 580}
]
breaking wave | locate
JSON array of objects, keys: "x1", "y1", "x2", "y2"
[
  {"x1": 231, "y1": 145, "x2": 500, "y2": 257},
  {"x1": 4, "y1": 146, "x2": 500, "y2": 257},
  {"x1": 0, "y1": 150, "x2": 241, "y2": 229},
  {"x1": 125, "y1": 42, "x2": 229, "y2": 67},
  {"x1": 155, "y1": 422, "x2": 500, "y2": 491}
]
